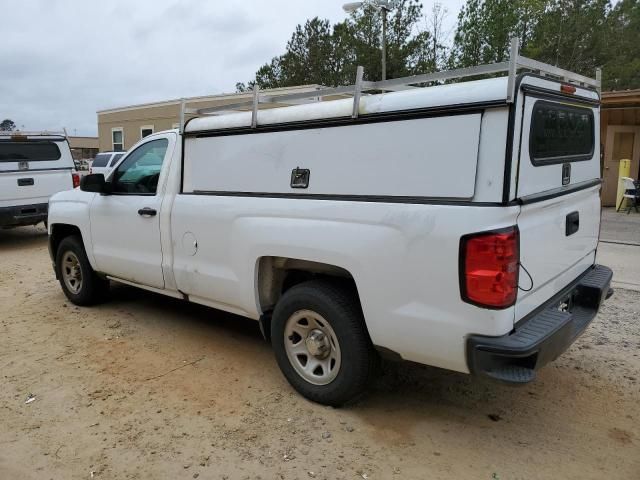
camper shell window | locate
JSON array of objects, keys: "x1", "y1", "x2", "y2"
[
  {"x1": 530, "y1": 100, "x2": 595, "y2": 166},
  {"x1": 0, "y1": 141, "x2": 62, "y2": 162}
]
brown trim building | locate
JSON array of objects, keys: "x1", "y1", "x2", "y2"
[
  {"x1": 601, "y1": 89, "x2": 640, "y2": 206},
  {"x1": 96, "y1": 85, "x2": 323, "y2": 153},
  {"x1": 67, "y1": 136, "x2": 99, "y2": 160}
]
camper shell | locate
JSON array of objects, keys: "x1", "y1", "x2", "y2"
[{"x1": 0, "y1": 131, "x2": 76, "y2": 228}]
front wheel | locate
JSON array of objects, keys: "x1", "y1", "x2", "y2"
[
  {"x1": 271, "y1": 280, "x2": 378, "y2": 406},
  {"x1": 56, "y1": 235, "x2": 109, "y2": 306}
]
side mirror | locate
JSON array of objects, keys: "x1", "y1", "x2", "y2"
[{"x1": 80, "y1": 173, "x2": 109, "y2": 194}]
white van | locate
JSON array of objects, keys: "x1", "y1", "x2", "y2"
[
  {"x1": 0, "y1": 131, "x2": 77, "y2": 228},
  {"x1": 48, "y1": 41, "x2": 612, "y2": 406}
]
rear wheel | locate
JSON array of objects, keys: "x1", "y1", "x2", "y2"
[
  {"x1": 271, "y1": 280, "x2": 377, "y2": 406},
  {"x1": 56, "y1": 236, "x2": 109, "y2": 305}
]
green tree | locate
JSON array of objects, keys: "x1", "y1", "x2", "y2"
[
  {"x1": 255, "y1": 56, "x2": 285, "y2": 90},
  {"x1": 281, "y1": 18, "x2": 337, "y2": 86},
  {"x1": 601, "y1": 0, "x2": 640, "y2": 90},
  {"x1": 451, "y1": 0, "x2": 633, "y2": 89},
  {"x1": 449, "y1": 0, "x2": 483, "y2": 67},
  {"x1": 526, "y1": 0, "x2": 611, "y2": 78},
  {"x1": 0, "y1": 119, "x2": 16, "y2": 131},
  {"x1": 425, "y1": 2, "x2": 450, "y2": 71},
  {"x1": 245, "y1": 0, "x2": 640, "y2": 93},
  {"x1": 235, "y1": 82, "x2": 249, "y2": 93},
  {"x1": 251, "y1": 0, "x2": 435, "y2": 88},
  {"x1": 346, "y1": 0, "x2": 433, "y2": 80},
  {"x1": 451, "y1": 0, "x2": 546, "y2": 67},
  {"x1": 255, "y1": 18, "x2": 336, "y2": 88}
]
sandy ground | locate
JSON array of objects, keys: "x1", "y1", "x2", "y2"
[{"x1": 1, "y1": 225, "x2": 639, "y2": 480}]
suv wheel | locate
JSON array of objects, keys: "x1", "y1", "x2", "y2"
[
  {"x1": 56, "y1": 235, "x2": 109, "y2": 306},
  {"x1": 271, "y1": 280, "x2": 377, "y2": 406}
]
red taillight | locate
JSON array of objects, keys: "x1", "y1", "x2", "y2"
[
  {"x1": 561, "y1": 84, "x2": 576, "y2": 94},
  {"x1": 460, "y1": 227, "x2": 519, "y2": 309},
  {"x1": 72, "y1": 172, "x2": 80, "y2": 188}
]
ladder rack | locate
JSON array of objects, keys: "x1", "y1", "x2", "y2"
[
  {"x1": 0, "y1": 130, "x2": 67, "y2": 137},
  {"x1": 181, "y1": 38, "x2": 601, "y2": 132}
]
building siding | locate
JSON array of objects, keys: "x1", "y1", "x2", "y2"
[
  {"x1": 68, "y1": 136, "x2": 99, "y2": 160},
  {"x1": 600, "y1": 90, "x2": 640, "y2": 206},
  {"x1": 98, "y1": 104, "x2": 181, "y2": 152}
]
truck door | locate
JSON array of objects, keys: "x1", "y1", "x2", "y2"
[
  {"x1": 514, "y1": 85, "x2": 602, "y2": 322},
  {"x1": 89, "y1": 134, "x2": 174, "y2": 289}
]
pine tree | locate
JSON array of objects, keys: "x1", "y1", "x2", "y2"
[{"x1": 251, "y1": 0, "x2": 434, "y2": 88}]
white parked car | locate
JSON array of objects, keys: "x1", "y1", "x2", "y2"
[
  {"x1": 90, "y1": 151, "x2": 125, "y2": 177},
  {"x1": 47, "y1": 47, "x2": 612, "y2": 406},
  {"x1": 0, "y1": 131, "x2": 78, "y2": 228}
]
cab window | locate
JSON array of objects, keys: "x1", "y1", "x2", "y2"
[{"x1": 111, "y1": 139, "x2": 168, "y2": 195}]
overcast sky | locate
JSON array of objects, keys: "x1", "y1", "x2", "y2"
[{"x1": 0, "y1": 0, "x2": 465, "y2": 136}]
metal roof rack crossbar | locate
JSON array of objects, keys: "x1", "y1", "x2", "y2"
[{"x1": 0, "y1": 129, "x2": 67, "y2": 137}]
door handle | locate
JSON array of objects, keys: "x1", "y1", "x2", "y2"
[
  {"x1": 566, "y1": 211, "x2": 579, "y2": 236},
  {"x1": 138, "y1": 207, "x2": 157, "y2": 217}
]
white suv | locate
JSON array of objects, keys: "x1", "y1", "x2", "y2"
[{"x1": 90, "y1": 151, "x2": 125, "y2": 177}]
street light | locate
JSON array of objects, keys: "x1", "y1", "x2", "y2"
[{"x1": 342, "y1": 0, "x2": 392, "y2": 81}]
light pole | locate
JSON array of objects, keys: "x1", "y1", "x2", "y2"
[{"x1": 343, "y1": 0, "x2": 392, "y2": 81}]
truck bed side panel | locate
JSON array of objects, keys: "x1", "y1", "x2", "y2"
[{"x1": 171, "y1": 195, "x2": 520, "y2": 373}]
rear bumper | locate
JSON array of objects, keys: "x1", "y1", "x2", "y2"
[
  {"x1": 0, "y1": 203, "x2": 48, "y2": 228},
  {"x1": 467, "y1": 264, "x2": 613, "y2": 384}
]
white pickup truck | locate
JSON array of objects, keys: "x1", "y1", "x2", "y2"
[
  {"x1": 1, "y1": 131, "x2": 78, "y2": 228},
  {"x1": 48, "y1": 49, "x2": 612, "y2": 405}
]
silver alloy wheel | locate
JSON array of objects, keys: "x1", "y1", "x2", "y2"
[
  {"x1": 61, "y1": 251, "x2": 83, "y2": 294},
  {"x1": 284, "y1": 309, "x2": 341, "y2": 385}
]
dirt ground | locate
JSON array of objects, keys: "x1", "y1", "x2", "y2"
[{"x1": 1, "y1": 225, "x2": 639, "y2": 480}]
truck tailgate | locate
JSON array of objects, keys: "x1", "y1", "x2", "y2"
[
  {"x1": 0, "y1": 169, "x2": 73, "y2": 208},
  {"x1": 514, "y1": 83, "x2": 602, "y2": 322},
  {"x1": 515, "y1": 186, "x2": 601, "y2": 321}
]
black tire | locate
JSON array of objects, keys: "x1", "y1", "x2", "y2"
[
  {"x1": 271, "y1": 279, "x2": 378, "y2": 406},
  {"x1": 55, "y1": 235, "x2": 109, "y2": 306}
]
